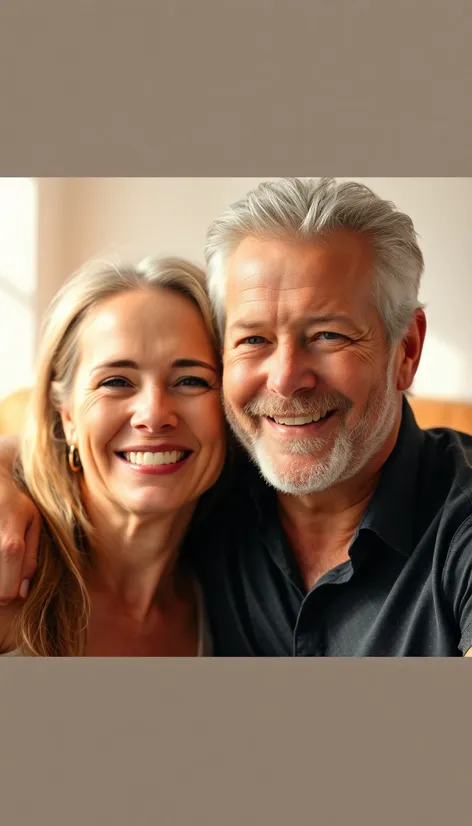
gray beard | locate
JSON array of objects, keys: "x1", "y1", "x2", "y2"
[{"x1": 223, "y1": 358, "x2": 399, "y2": 495}]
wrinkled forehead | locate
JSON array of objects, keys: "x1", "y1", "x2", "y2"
[
  {"x1": 76, "y1": 288, "x2": 218, "y2": 369},
  {"x1": 225, "y1": 232, "x2": 377, "y2": 325}
]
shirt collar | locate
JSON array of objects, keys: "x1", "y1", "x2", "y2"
[{"x1": 356, "y1": 397, "x2": 424, "y2": 556}]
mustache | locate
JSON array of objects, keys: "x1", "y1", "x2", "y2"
[{"x1": 243, "y1": 391, "x2": 353, "y2": 418}]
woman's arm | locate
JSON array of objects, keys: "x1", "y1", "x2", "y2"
[{"x1": 0, "y1": 434, "x2": 40, "y2": 605}]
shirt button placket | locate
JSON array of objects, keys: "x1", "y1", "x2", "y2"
[{"x1": 293, "y1": 593, "x2": 325, "y2": 656}]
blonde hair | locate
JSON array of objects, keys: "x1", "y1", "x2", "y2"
[{"x1": 13, "y1": 255, "x2": 219, "y2": 656}]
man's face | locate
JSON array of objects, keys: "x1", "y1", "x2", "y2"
[{"x1": 222, "y1": 232, "x2": 407, "y2": 495}]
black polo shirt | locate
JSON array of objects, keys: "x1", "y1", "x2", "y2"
[{"x1": 191, "y1": 399, "x2": 472, "y2": 656}]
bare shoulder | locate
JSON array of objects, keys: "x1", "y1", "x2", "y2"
[
  {"x1": 464, "y1": 648, "x2": 472, "y2": 657},
  {"x1": 0, "y1": 602, "x2": 21, "y2": 653}
]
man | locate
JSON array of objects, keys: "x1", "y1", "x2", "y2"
[{"x1": 1, "y1": 177, "x2": 472, "y2": 656}]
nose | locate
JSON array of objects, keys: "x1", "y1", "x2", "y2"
[
  {"x1": 266, "y1": 340, "x2": 317, "y2": 397},
  {"x1": 129, "y1": 385, "x2": 178, "y2": 432}
]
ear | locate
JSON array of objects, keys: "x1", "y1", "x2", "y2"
[
  {"x1": 59, "y1": 404, "x2": 76, "y2": 446},
  {"x1": 395, "y1": 309, "x2": 427, "y2": 392}
]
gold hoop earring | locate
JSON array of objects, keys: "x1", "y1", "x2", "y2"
[{"x1": 68, "y1": 444, "x2": 82, "y2": 472}]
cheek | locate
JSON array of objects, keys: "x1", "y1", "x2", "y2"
[
  {"x1": 205, "y1": 399, "x2": 226, "y2": 446},
  {"x1": 320, "y1": 353, "x2": 380, "y2": 400},
  {"x1": 223, "y1": 357, "x2": 263, "y2": 407},
  {"x1": 194, "y1": 397, "x2": 226, "y2": 461},
  {"x1": 76, "y1": 398, "x2": 127, "y2": 453}
]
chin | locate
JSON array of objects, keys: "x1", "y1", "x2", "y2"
[
  {"x1": 253, "y1": 441, "x2": 352, "y2": 495},
  {"x1": 118, "y1": 494, "x2": 185, "y2": 517}
]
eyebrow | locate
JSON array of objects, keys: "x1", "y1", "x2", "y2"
[
  {"x1": 229, "y1": 314, "x2": 359, "y2": 332},
  {"x1": 91, "y1": 358, "x2": 218, "y2": 374},
  {"x1": 171, "y1": 358, "x2": 218, "y2": 373},
  {"x1": 305, "y1": 314, "x2": 360, "y2": 328}
]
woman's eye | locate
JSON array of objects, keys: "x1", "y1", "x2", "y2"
[
  {"x1": 99, "y1": 377, "x2": 132, "y2": 388},
  {"x1": 175, "y1": 376, "x2": 212, "y2": 389}
]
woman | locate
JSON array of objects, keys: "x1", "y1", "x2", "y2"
[{"x1": 0, "y1": 255, "x2": 227, "y2": 656}]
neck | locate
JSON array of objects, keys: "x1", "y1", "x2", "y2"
[
  {"x1": 277, "y1": 412, "x2": 401, "y2": 590},
  {"x1": 81, "y1": 493, "x2": 196, "y2": 621}
]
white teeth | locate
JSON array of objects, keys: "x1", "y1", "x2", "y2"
[
  {"x1": 124, "y1": 450, "x2": 185, "y2": 466},
  {"x1": 271, "y1": 412, "x2": 329, "y2": 426}
]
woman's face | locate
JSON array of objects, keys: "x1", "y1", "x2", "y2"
[{"x1": 61, "y1": 288, "x2": 226, "y2": 519}]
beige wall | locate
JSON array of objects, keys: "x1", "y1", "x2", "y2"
[
  {"x1": 57, "y1": 178, "x2": 281, "y2": 275},
  {"x1": 36, "y1": 178, "x2": 68, "y2": 329},
  {"x1": 0, "y1": 178, "x2": 37, "y2": 400},
  {"x1": 36, "y1": 177, "x2": 472, "y2": 401}
]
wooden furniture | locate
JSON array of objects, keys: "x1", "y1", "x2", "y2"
[{"x1": 409, "y1": 396, "x2": 472, "y2": 436}]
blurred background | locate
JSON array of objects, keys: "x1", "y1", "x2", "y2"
[{"x1": 1, "y1": 177, "x2": 472, "y2": 434}]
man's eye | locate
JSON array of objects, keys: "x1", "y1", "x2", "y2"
[
  {"x1": 242, "y1": 336, "x2": 267, "y2": 345},
  {"x1": 99, "y1": 376, "x2": 132, "y2": 388},
  {"x1": 316, "y1": 332, "x2": 344, "y2": 341}
]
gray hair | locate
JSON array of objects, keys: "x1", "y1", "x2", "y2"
[{"x1": 205, "y1": 177, "x2": 425, "y2": 343}]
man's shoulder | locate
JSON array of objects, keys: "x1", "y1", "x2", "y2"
[
  {"x1": 422, "y1": 422, "x2": 472, "y2": 459},
  {"x1": 414, "y1": 425, "x2": 472, "y2": 566},
  {"x1": 420, "y1": 425, "x2": 472, "y2": 501},
  {"x1": 412, "y1": 427, "x2": 472, "y2": 652}
]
